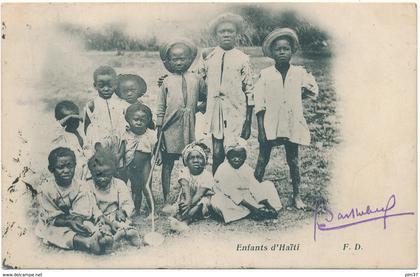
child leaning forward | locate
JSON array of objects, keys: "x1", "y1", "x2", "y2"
[{"x1": 254, "y1": 28, "x2": 318, "y2": 210}]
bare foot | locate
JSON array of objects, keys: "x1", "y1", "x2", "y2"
[
  {"x1": 293, "y1": 196, "x2": 308, "y2": 210},
  {"x1": 126, "y1": 229, "x2": 141, "y2": 247}
]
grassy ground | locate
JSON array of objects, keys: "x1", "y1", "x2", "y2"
[{"x1": 4, "y1": 47, "x2": 339, "y2": 259}]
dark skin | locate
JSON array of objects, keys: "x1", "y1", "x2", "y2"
[
  {"x1": 177, "y1": 151, "x2": 209, "y2": 224},
  {"x1": 57, "y1": 108, "x2": 84, "y2": 148},
  {"x1": 119, "y1": 79, "x2": 145, "y2": 104},
  {"x1": 254, "y1": 38, "x2": 307, "y2": 210},
  {"x1": 123, "y1": 110, "x2": 155, "y2": 215},
  {"x1": 226, "y1": 148, "x2": 278, "y2": 219},
  {"x1": 49, "y1": 155, "x2": 106, "y2": 254}
]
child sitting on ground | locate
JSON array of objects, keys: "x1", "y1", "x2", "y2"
[
  {"x1": 86, "y1": 147, "x2": 140, "y2": 247},
  {"x1": 84, "y1": 66, "x2": 126, "y2": 146},
  {"x1": 52, "y1": 100, "x2": 92, "y2": 180},
  {"x1": 36, "y1": 147, "x2": 111, "y2": 254},
  {"x1": 254, "y1": 28, "x2": 319, "y2": 210},
  {"x1": 211, "y1": 138, "x2": 283, "y2": 223},
  {"x1": 157, "y1": 38, "x2": 207, "y2": 211},
  {"x1": 169, "y1": 142, "x2": 214, "y2": 232}
]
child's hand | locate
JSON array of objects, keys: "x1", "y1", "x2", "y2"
[
  {"x1": 197, "y1": 102, "x2": 207, "y2": 114},
  {"x1": 157, "y1": 74, "x2": 168, "y2": 87},
  {"x1": 115, "y1": 209, "x2": 127, "y2": 222},
  {"x1": 69, "y1": 219, "x2": 92, "y2": 236},
  {"x1": 179, "y1": 202, "x2": 191, "y2": 215},
  {"x1": 240, "y1": 120, "x2": 252, "y2": 140}
]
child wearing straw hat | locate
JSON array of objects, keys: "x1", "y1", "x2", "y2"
[
  {"x1": 156, "y1": 38, "x2": 207, "y2": 211},
  {"x1": 254, "y1": 28, "x2": 319, "y2": 210},
  {"x1": 199, "y1": 13, "x2": 255, "y2": 175}
]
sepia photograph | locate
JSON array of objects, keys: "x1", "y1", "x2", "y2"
[{"x1": 1, "y1": 3, "x2": 417, "y2": 269}]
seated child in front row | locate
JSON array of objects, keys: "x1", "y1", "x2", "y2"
[
  {"x1": 36, "y1": 147, "x2": 111, "y2": 254},
  {"x1": 86, "y1": 148, "x2": 140, "y2": 247},
  {"x1": 101, "y1": 103, "x2": 157, "y2": 216},
  {"x1": 169, "y1": 142, "x2": 214, "y2": 232},
  {"x1": 211, "y1": 138, "x2": 283, "y2": 224}
]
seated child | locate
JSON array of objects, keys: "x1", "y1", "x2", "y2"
[
  {"x1": 211, "y1": 138, "x2": 283, "y2": 223},
  {"x1": 84, "y1": 66, "x2": 126, "y2": 146},
  {"x1": 86, "y1": 148, "x2": 140, "y2": 247},
  {"x1": 116, "y1": 73, "x2": 155, "y2": 130},
  {"x1": 157, "y1": 38, "x2": 207, "y2": 210},
  {"x1": 254, "y1": 28, "x2": 319, "y2": 210},
  {"x1": 169, "y1": 142, "x2": 214, "y2": 231},
  {"x1": 52, "y1": 100, "x2": 92, "y2": 180},
  {"x1": 36, "y1": 147, "x2": 110, "y2": 255},
  {"x1": 101, "y1": 103, "x2": 157, "y2": 216}
]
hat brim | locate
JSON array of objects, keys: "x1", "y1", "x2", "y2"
[
  {"x1": 209, "y1": 13, "x2": 245, "y2": 35},
  {"x1": 262, "y1": 29, "x2": 299, "y2": 58},
  {"x1": 159, "y1": 39, "x2": 198, "y2": 73}
]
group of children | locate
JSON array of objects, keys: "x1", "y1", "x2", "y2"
[{"x1": 35, "y1": 12, "x2": 319, "y2": 254}]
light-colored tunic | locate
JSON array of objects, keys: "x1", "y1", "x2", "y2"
[
  {"x1": 254, "y1": 65, "x2": 319, "y2": 146},
  {"x1": 199, "y1": 46, "x2": 255, "y2": 140},
  {"x1": 156, "y1": 72, "x2": 206, "y2": 154},
  {"x1": 35, "y1": 177, "x2": 98, "y2": 249},
  {"x1": 87, "y1": 178, "x2": 134, "y2": 229},
  {"x1": 177, "y1": 167, "x2": 214, "y2": 217},
  {"x1": 51, "y1": 125, "x2": 92, "y2": 180},
  {"x1": 84, "y1": 95, "x2": 126, "y2": 146},
  {"x1": 211, "y1": 161, "x2": 282, "y2": 223}
]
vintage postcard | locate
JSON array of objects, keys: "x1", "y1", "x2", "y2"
[{"x1": 1, "y1": 3, "x2": 417, "y2": 268}]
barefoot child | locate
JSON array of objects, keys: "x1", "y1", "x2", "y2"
[
  {"x1": 157, "y1": 38, "x2": 207, "y2": 210},
  {"x1": 254, "y1": 28, "x2": 319, "y2": 210},
  {"x1": 87, "y1": 148, "x2": 140, "y2": 247},
  {"x1": 52, "y1": 100, "x2": 91, "y2": 180},
  {"x1": 84, "y1": 66, "x2": 126, "y2": 146},
  {"x1": 169, "y1": 142, "x2": 214, "y2": 231},
  {"x1": 200, "y1": 13, "x2": 255, "y2": 174},
  {"x1": 211, "y1": 138, "x2": 282, "y2": 223},
  {"x1": 35, "y1": 147, "x2": 109, "y2": 254}
]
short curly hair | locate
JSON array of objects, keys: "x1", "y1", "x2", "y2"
[{"x1": 47, "y1": 147, "x2": 76, "y2": 173}]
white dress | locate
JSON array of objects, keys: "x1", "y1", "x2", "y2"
[
  {"x1": 254, "y1": 65, "x2": 318, "y2": 146},
  {"x1": 211, "y1": 161, "x2": 282, "y2": 223},
  {"x1": 199, "y1": 47, "x2": 255, "y2": 140}
]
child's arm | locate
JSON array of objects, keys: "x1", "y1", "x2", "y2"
[
  {"x1": 254, "y1": 75, "x2": 267, "y2": 144},
  {"x1": 117, "y1": 140, "x2": 127, "y2": 167},
  {"x1": 178, "y1": 178, "x2": 192, "y2": 215},
  {"x1": 240, "y1": 58, "x2": 255, "y2": 140},
  {"x1": 156, "y1": 82, "x2": 168, "y2": 139},
  {"x1": 83, "y1": 100, "x2": 94, "y2": 135},
  {"x1": 190, "y1": 187, "x2": 210, "y2": 206},
  {"x1": 196, "y1": 77, "x2": 207, "y2": 114},
  {"x1": 116, "y1": 180, "x2": 135, "y2": 221}
]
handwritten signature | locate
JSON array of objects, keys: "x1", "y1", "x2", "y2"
[{"x1": 313, "y1": 194, "x2": 415, "y2": 241}]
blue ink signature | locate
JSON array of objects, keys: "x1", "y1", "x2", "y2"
[{"x1": 313, "y1": 194, "x2": 415, "y2": 241}]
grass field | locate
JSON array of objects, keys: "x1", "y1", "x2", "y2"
[{"x1": 4, "y1": 47, "x2": 339, "y2": 260}]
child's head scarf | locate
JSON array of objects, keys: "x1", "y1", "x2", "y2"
[
  {"x1": 224, "y1": 137, "x2": 247, "y2": 155},
  {"x1": 159, "y1": 38, "x2": 198, "y2": 73},
  {"x1": 181, "y1": 142, "x2": 210, "y2": 166},
  {"x1": 262, "y1": 28, "x2": 300, "y2": 57},
  {"x1": 209, "y1": 13, "x2": 245, "y2": 36}
]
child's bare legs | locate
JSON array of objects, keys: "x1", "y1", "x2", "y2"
[
  {"x1": 114, "y1": 228, "x2": 140, "y2": 247},
  {"x1": 212, "y1": 136, "x2": 225, "y2": 175},
  {"x1": 254, "y1": 142, "x2": 273, "y2": 182},
  {"x1": 285, "y1": 142, "x2": 305, "y2": 209},
  {"x1": 73, "y1": 232, "x2": 110, "y2": 255},
  {"x1": 161, "y1": 153, "x2": 178, "y2": 205},
  {"x1": 129, "y1": 151, "x2": 154, "y2": 215}
]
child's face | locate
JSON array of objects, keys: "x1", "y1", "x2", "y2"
[
  {"x1": 120, "y1": 79, "x2": 143, "y2": 104},
  {"x1": 94, "y1": 74, "x2": 116, "y2": 99},
  {"x1": 52, "y1": 155, "x2": 76, "y2": 186},
  {"x1": 271, "y1": 38, "x2": 293, "y2": 65},
  {"x1": 92, "y1": 164, "x2": 114, "y2": 190},
  {"x1": 215, "y1": 22, "x2": 237, "y2": 50},
  {"x1": 127, "y1": 110, "x2": 149, "y2": 135},
  {"x1": 186, "y1": 150, "x2": 205, "y2": 175},
  {"x1": 60, "y1": 108, "x2": 80, "y2": 132},
  {"x1": 168, "y1": 46, "x2": 191, "y2": 74},
  {"x1": 226, "y1": 148, "x2": 246, "y2": 169}
]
